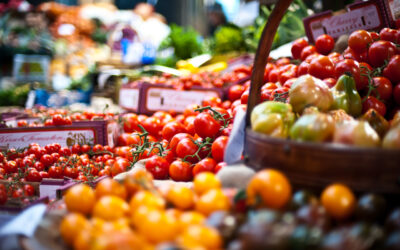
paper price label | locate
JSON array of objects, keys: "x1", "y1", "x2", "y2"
[
  {"x1": 146, "y1": 88, "x2": 220, "y2": 112},
  {"x1": 119, "y1": 88, "x2": 140, "y2": 110}
]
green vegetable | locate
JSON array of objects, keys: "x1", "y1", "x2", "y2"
[
  {"x1": 331, "y1": 75, "x2": 362, "y2": 117},
  {"x1": 0, "y1": 84, "x2": 30, "y2": 107},
  {"x1": 251, "y1": 101, "x2": 295, "y2": 138},
  {"x1": 213, "y1": 24, "x2": 244, "y2": 54},
  {"x1": 290, "y1": 113, "x2": 335, "y2": 142}
]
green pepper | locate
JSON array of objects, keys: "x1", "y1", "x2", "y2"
[
  {"x1": 290, "y1": 113, "x2": 335, "y2": 142},
  {"x1": 251, "y1": 101, "x2": 295, "y2": 138},
  {"x1": 331, "y1": 74, "x2": 362, "y2": 117}
]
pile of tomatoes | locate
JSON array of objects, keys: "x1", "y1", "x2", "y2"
[
  {"x1": 131, "y1": 66, "x2": 251, "y2": 90},
  {"x1": 59, "y1": 168, "x2": 400, "y2": 250}
]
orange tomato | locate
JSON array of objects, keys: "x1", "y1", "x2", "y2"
[
  {"x1": 129, "y1": 190, "x2": 165, "y2": 211},
  {"x1": 246, "y1": 169, "x2": 292, "y2": 209},
  {"x1": 178, "y1": 225, "x2": 222, "y2": 250},
  {"x1": 95, "y1": 178, "x2": 127, "y2": 200},
  {"x1": 64, "y1": 184, "x2": 95, "y2": 215},
  {"x1": 321, "y1": 183, "x2": 356, "y2": 220},
  {"x1": 73, "y1": 230, "x2": 92, "y2": 250},
  {"x1": 166, "y1": 185, "x2": 195, "y2": 210},
  {"x1": 179, "y1": 211, "x2": 206, "y2": 231},
  {"x1": 92, "y1": 196, "x2": 130, "y2": 221},
  {"x1": 59, "y1": 213, "x2": 90, "y2": 246},
  {"x1": 195, "y1": 189, "x2": 230, "y2": 216},
  {"x1": 91, "y1": 229, "x2": 147, "y2": 250},
  {"x1": 193, "y1": 172, "x2": 221, "y2": 195}
]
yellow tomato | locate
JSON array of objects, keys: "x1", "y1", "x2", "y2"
[
  {"x1": 64, "y1": 184, "x2": 95, "y2": 215},
  {"x1": 178, "y1": 225, "x2": 222, "y2": 250},
  {"x1": 321, "y1": 183, "x2": 356, "y2": 220},
  {"x1": 59, "y1": 213, "x2": 90, "y2": 246},
  {"x1": 129, "y1": 190, "x2": 165, "y2": 211},
  {"x1": 195, "y1": 189, "x2": 230, "y2": 216},
  {"x1": 92, "y1": 196, "x2": 130, "y2": 221},
  {"x1": 166, "y1": 185, "x2": 195, "y2": 210},
  {"x1": 179, "y1": 211, "x2": 206, "y2": 231},
  {"x1": 193, "y1": 172, "x2": 221, "y2": 195},
  {"x1": 95, "y1": 178, "x2": 127, "y2": 200},
  {"x1": 246, "y1": 169, "x2": 292, "y2": 209}
]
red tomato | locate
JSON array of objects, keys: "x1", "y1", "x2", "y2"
[
  {"x1": 48, "y1": 166, "x2": 63, "y2": 179},
  {"x1": 368, "y1": 41, "x2": 397, "y2": 67},
  {"x1": 241, "y1": 90, "x2": 249, "y2": 104},
  {"x1": 169, "y1": 133, "x2": 194, "y2": 153},
  {"x1": 393, "y1": 83, "x2": 400, "y2": 105},
  {"x1": 4, "y1": 161, "x2": 17, "y2": 173},
  {"x1": 192, "y1": 158, "x2": 216, "y2": 176},
  {"x1": 169, "y1": 160, "x2": 192, "y2": 181},
  {"x1": 122, "y1": 113, "x2": 140, "y2": 133},
  {"x1": 362, "y1": 96, "x2": 386, "y2": 116},
  {"x1": 81, "y1": 144, "x2": 91, "y2": 153},
  {"x1": 23, "y1": 184, "x2": 35, "y2": 196},
  {"x1": 40, "y1": 154, "x2": 53, "y2": 167},
  {"x1": 315, "y1": 34, "x2": 335, "y2": 55},
  {"x1": 334, "y1": 59, "x2": 363, "y2": 90},
  {"x1": 111, "y1": 158, "x2": 130, "y2": 177},
  {"x1": 228, "y1": 85, "x2": 245, "y2": 102},
  {"x1": 379, "y1": 28, "x2": 398, "y2": 43},
  {"x1": 176, "y1": 138, "x2": 199, "y2": 163},
  {"x1": 12, "y1": 188, "x2": 23, "y2": 198},
  {"x1": 26, "y1": 169, "x2": 42, "y2": 182},
  {"x1": 92, "y1": 144, "x2": 103, "y2": 153},
  {"x1": 202, "y1": 96, "x2": 222, "y2": 107},
  {"x1": 59, "y1": 147, "x2": 71, "y2": 157},
  {"x1": 183, "y1": 116, "x2": 196, "y2": 136},
  {"x1": 71, "y1": 144, "x2": 81, "y2": 154},
  {"x1": 308, "y1": 56, "x2": 335, "y2": 79},
  {"x1": 291, "y1": 38, "x2": 308, "y2": 59},
  {"x1": 194, "y1": 113, "x2": 221, "y2": 139},
  {"x1": 0, "y1": 184, "x2": 7, "y2": 205},
  {"x1": 370, "y1": 32, "x2": 380, "y2": 41},
  {"x1": 39, "y1": 171, "x2": 49, "y2": 179},
  {"x1": 214, "y1": 162, "x2": 227, "y2": 174},
  {"x1": 297, "y1": 61, "x2": 310, "y2": 76},
  {"x1": 51, "y1": 153, "x2": 60, "y2": 162},
  {"x1": 17, "y1": 120, "x2": 28, "y2": 127},
  {"x1": 64, "y1": 167, "x2": 79, "y2": 179},
  {"x1": 300, "y1": 45, "x2": 317, "y2": 61},
  {"x1": 383, "y1": 55, "x2": 400, "y2": 84},
  {"x1": 372, "y1": 77, "x2": 393, "y2": 100},
  {"x1": 142, "y1": 117, "x2": 163, "y2": 136},
  {"x1": 162, "y1": 121, "x2": 186, "y2": 141},
  {"x1": 348, "y1": 30, "x2": 372, "y2": 53},
  {"x1": 52, "y1": 114, "x2": 64, "y2": 126},
  {"x1": 211, "y1": 136, "x2": 229, "y2": 163},
  {"x1": 145, "y1": 155, "x2": 169, "y2": 179}
]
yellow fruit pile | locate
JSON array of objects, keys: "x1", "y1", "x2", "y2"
[{"x1": 60, "y1": 170, "x2": 229, "y2": 250}]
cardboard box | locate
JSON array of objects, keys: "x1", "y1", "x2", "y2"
[
  {"x1": 303, "y1": 0, "x2": 392, "y2": 43},
  {"x1": 0, "y1": 120, "x2": 118, "y2": 150}
]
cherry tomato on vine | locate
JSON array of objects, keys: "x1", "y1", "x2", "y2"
[
  {"x1": 315, "y1": 34, "x2": 334, "y2": 55},
  {"x1": 291, "y1": 38, "x2": 308, "y2": 59},
  {"x1": 348, "y1": 30, "x2": 372, "y2": 53},
  {"x1": 372, "y1": 77, "x2": 393, "y2": 100},
  {"x1": 169, "y1": 160, "x2": 192, "y2": 182},
  {"x1": 383, "y1": 55, "x2": 400, "y2": 84},
  {"x1": 194, "y1": 113, "x2": 221, "y2": 139},
  {"x1": 145, "y1": 155, "x2": 169, "y2": 180},
  {"x1": 192, "y1": 158, "x2": 216, "y2": 176},
  {"x1": 379, "y1": 28, "x2": 398, "y2": 43},
  {"x1": 162, "y1": 121, "x2": 186, "y2": 141},
  {"x1": 334, "y1": 59, "x2": 363, "y2": 90},
  {"x1": 176, "y1": 138, "x2": 199, "y2": 163},
  {"x1": 211, "y1": 136, "x2": 229, "y2": 163},
  {"x1": 122, "y1": 113, "x2": 140, "y2": 133},
  {"x1": 23, "y1": 184, "x2": 35, "y2": 196},
  {"x1": 228, "y1": 85, "x2": 245, "y2": 102},
  {"x1": 368, "y1": 40, "x2": 397, "y2": 67}
]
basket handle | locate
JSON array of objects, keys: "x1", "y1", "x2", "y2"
[{"x1": 245, "y1": 0, "x2": 294, "y2": 127}]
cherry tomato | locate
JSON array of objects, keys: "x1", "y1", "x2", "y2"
[
  {"x1": 59, "y1": 147, "x2": 71, "y2": 157},
  {"x1": 362, "y1": 96, "x2": 386, "y2": 116},
  {"x1": 92, "y1": 144, "x2": 103, "y2": 153},
  {"x1": 228, "y1": 84, "x2": 245, "y2": 102},
  {"x1": 81, "y1": 144, "x2": 91, "y2": 153},
  {"x1": 348, "y1": 30, "x2": 372, "y2": 53},
  {"x1": 370, "y1": 31, "x2": 380, "y2": 41},
  {"x1": 145, "y1": 155, "x2": 169, "y2": 180},
  {"x1": 52, "y1": 114, "x2": 65, "y2": 126},
  {"x1": 71, "y1": 144, "x2": 81, "y2": 154},
  {"x1": 48, "y1": 166, "x2": 63, "y2": 179},
  {"x1": 169, "y1": 133, "x2": 194, "y2": 154},
  {"x1": 39, "y1": 171, "x2": 49, "y2": 179},
  {"x1": 40, "y1": 154, "x2": 53, "y2": 167},
  {"x1": 300, "y1": 45, "x2": 317, "y2": 61},
  {"x1": 240, "y1": 90, "x2": 249, "y2": 104},
  {"x1": 334, "y1": 59, "x2": 363, "y2": 90},
  {"x1": 308, "y1": 56, "x2": 335, "y2": 80},
  {"x1": 291, "y1": 38, "x2": 308, "y2": 59},
  {"x1": 297, "y1": 61, "x2": 310, "y2": 76},
  {"x1": 169, "y1": 160, "x2": 192, "y2": 181},
  {"x1": 194, "y1": 113, "x2": 220, "y2": 139},
  {"x1": 122, "y1": 113, "x2": 140, "y2": 133},
  {"x1": 321, "y1": 183, "x2": 355, "y2": 220},
  {"x1": 26, "y1": 169, "x2": 42, "y2": 182},
  {"x1": 192, "y1": 158, "x2": 216, "y2": 176},
  {"x1": 33, "y1": 161, "x2": 44, "y2": 172},
  {"x1": 23, "y1": 184, "x2": 35, "y2": 196},
  {"x1": 176, "y1": 138, "x2": 199, "y2": 163},
  {"x1": 214, "y1": 162, "x2": 227, "y2": 173},
  {"x1": 368, "y1": 40, "x2": 397, "y2": 67},
  {"x1": 393, "y1": 83, "x2": 400, "y2": 105},
  {"x1": 372, "y1": 77, "x2": 393, "y2": 100},
  {"x1": 111, "y1": 158, "x2": 130, "y2": 177},
  {"x1": 315, "y1": 34, "x2": 334, "y2": 55},
  {"x1": 4, "y1": 161, "x2": 17, "y2": 173},
  {"x1": 202, "y1": 96, "x2": 222, "y2": 107},
  {"x1": 17, "y1": 120, "x2": 28, "y2": 127},
  {"x1": 162, "y1": 121, "x2": 186, "y2": 141},
  {"x1": 379, "y1": 28, "x2": 398, "y2": 42},
  {"x1": 383, "y1": 55, "x2": 400, "y2": 84},
  {"x1": 211, "y1": 136, "x2": 228, "y2": 163},
  {"x1": 142, "y1": 117, "x2": 163, "y2": 136}
]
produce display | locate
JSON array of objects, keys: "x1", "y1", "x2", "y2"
[
  {"x1": 58, "y1": 169, "x2": 400, "y2": 249},
  {"x1": 248, "y1": 28, "x2": 400, "y2": 149}
]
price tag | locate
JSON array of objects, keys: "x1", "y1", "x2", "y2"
[
  {"x1": 119, "y1": 88, "x2": 140, "y2": 110},
  {"x1": 145, "y1": 87, "x2": 220, "y2": 113}
]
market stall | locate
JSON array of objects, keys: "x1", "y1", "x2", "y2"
[{"x1": 0, "y1": 0, "x2": 400, "y2": 249}]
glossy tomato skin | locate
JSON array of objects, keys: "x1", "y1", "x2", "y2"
[
  {"x1": 348, "y1": 30, "x2": 372, "y2": 53},
  {"x1": 380, "y1": 28, "x2": 398, "y2": 43},
  {"x1": 393, "y1": 83, "x2": 400, "y2": 105},
  {"x1": 162, "y1": 121, "x2": 186, "y2": 141},
  {"x1": 169, "y1": 133, "x2": 194, "y2": 154},
  {"x1": 145, "y1": 155, "x2": 169, "y2": 180},
  {"x1": 291, "y1": 38, "x2": 308, "y2": 59},
  {"x1": 362, "y1": 96, "x2": 386, "y2": 116},
  {"x1": 176, "y1": 138, "x2": 199, "y2": 163},
  {"x1": 122, "y1": 113, "x2": 140, "y2": 133},
  {"x1": 214, "y1": 162, "x2": 227, "y2": 173},
  {"x1": 334, "y1": 59, "x2": 365, "y2": 90},
  {"x1": 300, "y1": 45, "x2": 317, "y2": 61},
  {"x1": 383, "y1": 55, "x2": 400, "y2": 84},
  {"x1": 169, "y1": 160, "x2": 192, "y2": 181},
  {"x1": 228, "y1": 85, "x2": 245, "y2": 102},
  {"x1": 211, "y1": 136, "x2": 229, "y2": 163},
  {"x1": 372, "y1": 77, "x2": 393, "y2": 100},
  {"x1": 315, "y1": 34, "x2": 334, "y2": 55},
  {"x1": 48, "y1": 166, "x2": 63, "y2": 179},
  {"x1": 194, "y1": 113, "x2": 220, "y2": 139},
  {"x1": 308, "y1": 56, "x2": 335, "y2": 79},
  {"x1": 368, "y1": 41, "x2": 397, "y2": 67},
  {"x1": 23, "y1": 184, "x2": 35, "y2": 196},
  {"x1": 192, "y1": 158, "x2": 216, "y2": 176}
]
